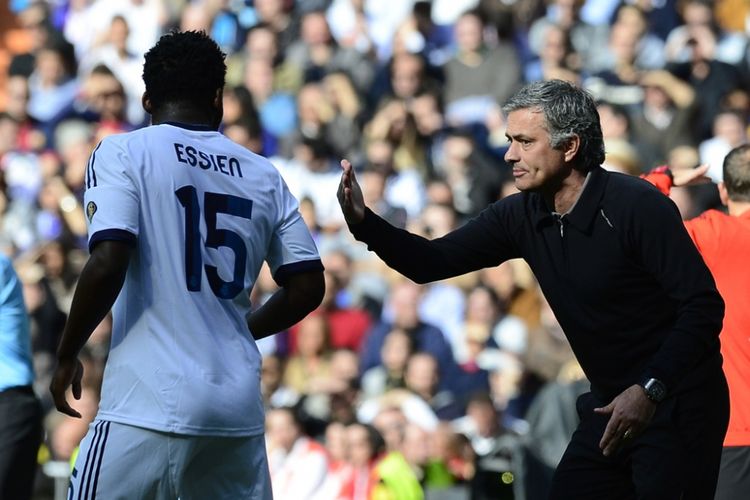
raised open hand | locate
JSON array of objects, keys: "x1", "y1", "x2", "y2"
[{"x1": 337, "y1": 159, "x2": 365, "y2": 224}]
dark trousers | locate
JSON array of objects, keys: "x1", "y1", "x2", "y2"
[
  {"x1": 715, "y1": 446, "x2": 750, "y2": 500},
  {"x1": 0, "y1": 386, "x2": 43, "y2": 500},
  {"x1": 549, "y1": 372, "x2": 729, "y2": 500}
]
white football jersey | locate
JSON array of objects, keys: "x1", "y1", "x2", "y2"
[{"x1": 84, "y1": 122, "x2": 322, "y2": 436}]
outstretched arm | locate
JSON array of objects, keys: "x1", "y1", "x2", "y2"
[
  {"x1": 641, "y1": 164, "x2": 710, "y2": 195},
  {"x1": 336, "y1": 159, "x2": 520, "y2": 284},
  {"x1": 50, "y1": 240, "x2": 132, "y2": 417},
  {"x1": 248, "y1": 270, "x2": 325, "y2": 340}
]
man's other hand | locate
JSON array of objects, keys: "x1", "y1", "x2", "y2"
[{"x1": 594, "y1": 384, "x2": 656, "y2": 456}]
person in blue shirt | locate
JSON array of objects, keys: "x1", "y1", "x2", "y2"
[{"x1": 0, "y1": 254, "x2": 43, "y2": 500}]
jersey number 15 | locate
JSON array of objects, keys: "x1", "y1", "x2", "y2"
[{"x1": 175, "y1": 186, "x2": 253, "y2": 299}]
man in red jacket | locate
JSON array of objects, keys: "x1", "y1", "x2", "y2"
[{"x1": 645, "y1": 145, "x2": 750, "y2": 500}]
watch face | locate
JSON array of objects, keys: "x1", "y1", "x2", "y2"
[{"x1": 645, "y1": 379, "x2": 666, "y2": 402}]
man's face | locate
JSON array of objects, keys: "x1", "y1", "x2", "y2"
[{"x1": 504, "y1": 108, "x2": 569, "y2": 193}]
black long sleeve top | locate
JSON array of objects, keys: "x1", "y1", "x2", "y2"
[{"x1": 350, "y1": 166, "x2": 724, "y2": 401}]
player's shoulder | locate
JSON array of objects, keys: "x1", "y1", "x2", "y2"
[
  {"x1": 94, "y1": 126, "x2": 151, "y2": 156},
  {"x1": 690, "y1": 209, "x2": 732, "y2": 232}
]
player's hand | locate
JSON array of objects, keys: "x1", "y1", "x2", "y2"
[
  {"x1": 50, "y1": 357, "x2": 84, "y2": 418},
  {"x1": 594, "y1": 384, "x2": 656, "y2": 456},
  {"x1": 672, "y1": 163, "x2": 711, "y2": 187},
  {"x1": 337, "y1": 159, "x2": 365, "y2": 224}
]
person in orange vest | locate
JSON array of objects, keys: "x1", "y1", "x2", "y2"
[{"x1": 644, "y1": 146, "x2": 750, "y2": 500}]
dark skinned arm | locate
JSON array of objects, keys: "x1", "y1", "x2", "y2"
[
  {"x1": 50, "y1": 240, "x2": 132, "y2": 417},
  {"x1": 247, "y1": 270, "x2": 325, "y2": 340}
]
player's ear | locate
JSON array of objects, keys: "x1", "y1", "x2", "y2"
[
  {"x1": 718, "y1": 181, "x2": 729, "y2": 207},
  {"x1": 563, "y1": 134, "x2": 581, "y2": 163},
  {"x1": 142, "y1": 92, "x2": 153, "y2": 114}
]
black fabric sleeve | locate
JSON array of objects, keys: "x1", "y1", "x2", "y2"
[
  {"x1": 349, "y1": 203, "x2": 522, "y2": 284},
  {"x1": 628, "y1": 189, "x2": 724, "y2": 391}
]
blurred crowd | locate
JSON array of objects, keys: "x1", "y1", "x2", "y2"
[{"x1": 1, "y1": 0, "x2": 748, "y2": 499}]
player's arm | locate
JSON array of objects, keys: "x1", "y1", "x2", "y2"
[
  {"x1": 247, "y1": 270, "x2": 324, "y2": 340},
  {"x1": 50, "y1": 240, "x2": 132, "y2": 417},
  {"x1": 640, "y1": 164, "x2": 710, "y2": 196},
  {"x1": 641, "y1": 164, "x2": 713, "y2": 246}
]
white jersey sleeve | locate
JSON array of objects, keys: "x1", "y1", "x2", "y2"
[
  {"x1": 83, "y1": 139, "x2": 140, "y2": 250},
  {"x1": 267, "y1": 174, "x2": 323, "y2": 286}
]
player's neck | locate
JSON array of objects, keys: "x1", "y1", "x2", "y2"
[
  {"x1": 547, "y1": 169, "x2": 588, "y2": 215},
  {"x1": 150, "y1": 103, "x2": 221, "y2": 130},
  {"x1": 727, "y1": 200, "x2": 750, "y2": 217}
]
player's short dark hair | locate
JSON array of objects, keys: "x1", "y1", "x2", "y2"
[
  {"x1": 723, "y1": 144, "x2": 750, "y2": 202},
  {"x1": 142, "y1": 31, "x2": 226, "y2": 111},
  {"x1": 503, "y1": 80, "x2": 605, "y2": 172}
]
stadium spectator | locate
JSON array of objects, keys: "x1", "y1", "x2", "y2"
[
  {"x1": 253, "y1": 0, "x2": 302, "y2": 57},
  {"x1": 77, "y1": 15, "x2": 144, "y2": 126},
  {"x1": 664, "y1": 0, "x2": 747, "y2": 65},
  {"x1": 527, "y1": 0, "x2": 609, "y2": 74},
  {"x1": 282, "y1": 313, "x2": 333, "y2": 395},
  {"x1": 404, "y1": 352, "x2": 463, "y2": 420},
  {"x1": 666, "y1": 22, "x2": 745, "y2": 142},
  {"x1": 3, "y1": 74, "x2": 45, "y2": 152},
  {"x1": 360, "y1": 279, "x2": 455, "y2": 382},
  {"x1": 442, "y1": 9, "x2": 521, "y2": 126},
  {"x1": 699, "y1": 109, "x2": 748, "y2": 183},
  {"x1": 261, "y1": 353, "x2": 300, "y2": 410},
  {"x1": 26, "y1": 35, "x2": 79, "y2": 134},
  {"x1": 285, "y1": 10, "x2": 375, "y2": 94},
  {"x1": 452, "y1": 391, "x2": 521, "y2": 500},
  {"x1": 339, "y1": 422, "x2": 386, "y2": 499},
  {"x1": 630, "y1": 69, "x2": 696, "y2": 169},
  {"x1": 524, "y1": 23, "x2": 581, "y2": 84},
  {"x1": 369, "y1": 405, "x2": 425, "y2": 500},
  {"x1": 361, "y1": 327, "x2": 414, "y2": 399},
  {"x1": 266, "y1": 406, "x2": 329, "y2": 499}
]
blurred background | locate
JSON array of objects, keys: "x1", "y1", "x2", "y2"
[{"x1": 1, "y1": 1, "x2": 748, "y2": 499}]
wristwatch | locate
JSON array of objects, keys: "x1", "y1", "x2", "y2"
[{"x1": 640, "y1": 378, "x2": 667, "y2": 403}]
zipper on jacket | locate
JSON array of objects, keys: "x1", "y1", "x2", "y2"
[{"x1": 553, "y1": 213, "x2": 565, "y2": 237}]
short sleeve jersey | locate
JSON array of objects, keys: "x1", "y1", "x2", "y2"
[{"x1": 84, "y1": 123, "x2": 322, "y2": 436}]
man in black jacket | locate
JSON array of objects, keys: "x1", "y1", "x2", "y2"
[{"x1": 337, "y1": 79, "x2": 728, "y2": 499}]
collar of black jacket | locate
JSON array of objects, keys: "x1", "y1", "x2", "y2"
[{"x1": 530, "y1": 166, "x2": 609, "y2": 235}]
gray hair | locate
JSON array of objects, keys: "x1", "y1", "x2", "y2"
[{"x1": 502, "y1": 80, "x2": 605, "y2": 171}]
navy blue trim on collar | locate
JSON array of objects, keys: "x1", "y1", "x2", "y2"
[
  {"x1": 162, "y1": 121, "x2": 215, "y2": 132},
  {"x1": 88, "y1": 229, "x2": 137, "y2": 253}
]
